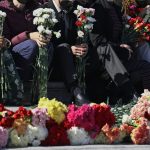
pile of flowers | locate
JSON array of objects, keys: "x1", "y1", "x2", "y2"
[{"x1": 2, "y1": 90, "x2": 150, "y2": 147}]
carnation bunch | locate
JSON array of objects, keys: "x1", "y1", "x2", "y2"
[
  {"x1": 0, "y1": 126, "x2": 8, "y2": 148},
  {"x1": 67, "y1": 127, "x2": 94, "y2": 145},
  {"x1": 33, "y1": 8, "x2": 61, "y2": 38},
  {"x1": 92, "y1": 103, "x2": 115, "y2": 131},
  {"x1": 130, "y1": 90, "x2": 150, "y2": 120},
  {"x1": 31, "y1": 107, "x2": 49, "y2": 127},
  {"x1": 74, "y1": 5, "x2": 96, "y2": 40},
  {"x1": 38, "y1": 98, "x2": 68, "y2": 124},
  {"x1": 66, "y1": 104, "x2": 98, "y2": 137}
]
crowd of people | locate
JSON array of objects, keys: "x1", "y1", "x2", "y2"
[{"x1": 0, "y1": 0, "x2": 150, "y2": 106}]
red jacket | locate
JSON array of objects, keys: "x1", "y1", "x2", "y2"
[{"x1": 0, "y1": 0, "x2": 38, "y2": 46}]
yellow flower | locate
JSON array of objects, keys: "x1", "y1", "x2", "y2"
[{"x1": 38, "y1": 97, "x2": 68, "y2": 124}]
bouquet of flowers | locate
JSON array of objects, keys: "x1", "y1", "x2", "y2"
[
  {"x1": 122, "y1": 16, "x2": 150, "y2": 44},
  {"x1": 33, "y1": 8, "x2": 61, "y2": 99},
  {"x1": 0, "y1": 10, "x2": 24, "y2": 104},
  {"x1": 74, "y1": 5, "x2": 96, "y2": 92}
]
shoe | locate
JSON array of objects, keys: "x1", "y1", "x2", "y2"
[{"x1": 72, "y1": 87, "x2": 90, "y2": 106}]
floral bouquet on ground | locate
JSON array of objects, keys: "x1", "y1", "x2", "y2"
[
  {"x1": 33, "y1": 8, "x2": 61, "y2": 99},
  {"x1": 74, "y1": 5, "x2": 96, "y2": 92}
]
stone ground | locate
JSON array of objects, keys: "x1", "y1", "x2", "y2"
[{"x1": 2, "y1": 145, "x2": 150, "y2": 150}]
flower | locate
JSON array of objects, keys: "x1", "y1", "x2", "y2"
[
  {"x1": 77, "y1": 30, "x2": 84, "y2": 38},
  {"x1": 27, "y1": 125, "x2": 48, "y2": 146},
  {"x1": 38, "y1": 98, "x2": 68, "y2": 124},
  {"x1": 37, "y1": 25, "x2": 45, "y2": 34},
  {"x1": 92, "y1": 103, "x2": 115, "y2": 130},
  {"x1": 53, "y1": 30, "x2": 61, "y2": 38},
  {"x1": 9, "y1": 129, "x2": 29, "y2": 147},
  {"x1": 41, "y1": 119, "x2": 70, "y2": 146},
  {"x1": 0, "y1": 126, "x2": 8, "y2": 148},
  {"x1": 67, "y1": 127, "x2": 94, "y2": 145},
  {"x1": 66, "y1": 104, "x2": 97, "y2": 135},
  {"x1": 31, "y1": 108, "x2": 49, "y2": 127}
]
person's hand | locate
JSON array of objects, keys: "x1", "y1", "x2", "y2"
[
  {"x1": 28, "y1": 32, "x2": 51, "y2": 47},
  {"x1": 71, "y1": 43, "x2": 88, "y2": 57},
  {"x1": 120, "y1": 44, "x2": 133, "y2": 60},
  {"x1": 0, "y1": 36, "x2": 6, "y2": 48}
]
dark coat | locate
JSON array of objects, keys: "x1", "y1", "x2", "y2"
[
  {"x1": 89, "y1": 0, "x2": 123, "y2": 47},
  {"x1": 42, "y1": 0, "x2": 77, "y2": 47},
  {"x1": 0, "y1": 0, "x2": 38, "y2": 46}
]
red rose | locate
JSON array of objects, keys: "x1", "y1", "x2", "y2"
[
  {"x1": 75, "y1": 20, "x2": 83, "y2": 27},
  {"x1": 128, "y1": 18, "x2": 136, "y2": 25}
]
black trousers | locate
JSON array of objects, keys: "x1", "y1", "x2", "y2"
[{"x1": 51, "y1": 43, "x2": 77, "y2": 91}]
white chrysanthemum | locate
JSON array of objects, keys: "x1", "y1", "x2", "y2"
[
  {"x1": 77, "y1": 30, "x2": 84, "y2": 38},
  {"x1": 42, "y1": 14, "x2": 50, "y2": 19},
  {"x1": 37, "y1": 25, "x2": 45, "y2": 34},
  {"x1": 54, "y1": 30, "x2": 61, "y2": 38},
  {"x1": 33, "y1": 8, "x2": 43, "y2": 17},
  {"x1": 67, "y1": 127, "x2": 94, "y2": 145},
  {"x1": 33, "y1": 17, "x2": 39, "y2": 25},
  {"x1": 94, "y1": 132, "x2": 110, "y2": 144},
  {"x1": 87, "y1": 17, "x2": 96, "y2": 23},
  {"x1": 9, "y1": 130, "x2": 29, "y2": 147}
]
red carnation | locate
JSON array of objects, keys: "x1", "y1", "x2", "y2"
[
  {"x1": 80, "y1": 14, "x2": 86, "y2": 20},
  {"x1": 75, "y1": 20, "x2": 83, "y2": 27}
]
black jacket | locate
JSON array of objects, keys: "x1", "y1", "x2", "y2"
[{"x1": 42, "y1": 0, "x2": 77, "y2": 46}]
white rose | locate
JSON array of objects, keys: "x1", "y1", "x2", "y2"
[
  {"x1": 77, "y1": 30, "x2": 84, "y2": 38},
  {"x1": 37, "y1": 25, "x2": 45, "y2": 34}
]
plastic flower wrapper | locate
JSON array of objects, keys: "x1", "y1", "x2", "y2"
[
  {"x1": 0, "y1": 126, "x2": 8, "y2": 148},
  {"x1": 31, "y1": 107, "x2": 49, "y2": 127},
  {"x1": 67, "y1": 127, "x2": 94, "y2": 145},
  {"x1": 92, "y1": 103, "x2": 115, "y2": 131},
  {"x1": 27, "y1": 124, "x2": 48, "y2": 146},
  {"x1": 38, "y1": 97, "x2": 68, "y2": 124},
  {"x1": 41, "y1": 118, "x2": 70, "y2": 146},
  {"x1": 66, "y1": 104, "x2": 98, "y2": 137}
]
